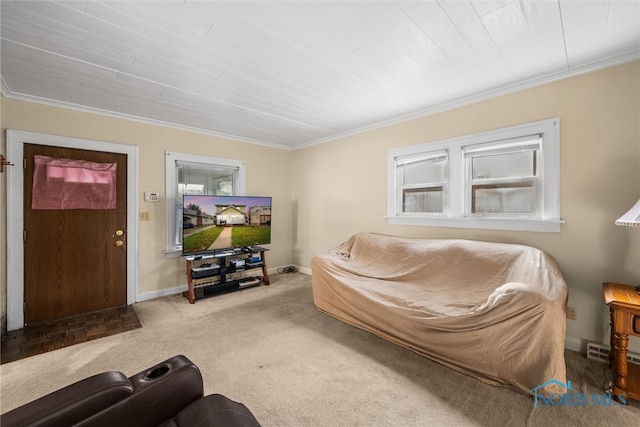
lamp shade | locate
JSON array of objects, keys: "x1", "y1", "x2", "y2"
[{"x1": 615, "y1": 198, "x2": 640, "y2": 227}]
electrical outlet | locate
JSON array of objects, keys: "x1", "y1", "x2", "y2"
[{"x1": 566, "y1": 306, "x2": 577, "y2": 321}]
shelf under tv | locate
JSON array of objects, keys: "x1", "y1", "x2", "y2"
[{"x1": 182, "y1": 246, "x2": 270, "y2": 303}]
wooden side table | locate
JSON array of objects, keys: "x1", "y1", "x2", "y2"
[{"x1": 603, "y1": 282, "x2": 640, "y2": 402}]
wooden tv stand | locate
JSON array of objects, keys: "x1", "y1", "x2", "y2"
[{"x1": 183, "y1": 246, "x2": 270, "y2": 304}]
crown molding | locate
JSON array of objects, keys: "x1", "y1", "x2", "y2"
[
  {"x1": 3, "y1": 51, "x2": 638, "y2": 152},
  {"x1": 1, "y1": 76, "x2": 11, "y2": 97},
  {"x1": 292, "y1": 51, "x2": 640, "y2": 150},
  {"x1": 0, "y1": 88, "x2": 293, "y2": 151}
]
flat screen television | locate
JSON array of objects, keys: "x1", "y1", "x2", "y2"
[{"x1": 182, "y1": 195, "x2": 272, "y2": 256}]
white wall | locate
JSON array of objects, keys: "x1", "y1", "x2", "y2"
[{"x1": 292, "y1": 60, "x2": 640, "y2": 351}]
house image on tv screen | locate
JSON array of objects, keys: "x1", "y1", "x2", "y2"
[
  {"x1": 249, "y1": 206, "x2": 271, "y2": 226},
  {"x1": 216, "y1": 204, "x2": 247, "y2": 226},
  {"x1": 183, "y1": 206, "x2": 215, "y2": 228}
]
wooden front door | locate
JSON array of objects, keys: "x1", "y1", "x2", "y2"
[{"x1": 24, "y1": 144, "x2": 128, "y2": 324}]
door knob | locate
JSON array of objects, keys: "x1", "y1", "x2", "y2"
[
  {"x1": 115, "y1": 240, "x2": 124, "y2": 247},
  {"x1": 115, "y1": 230, "x2": 124, "y2": 236}
]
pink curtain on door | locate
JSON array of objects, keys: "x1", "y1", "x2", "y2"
[{"x1": 32, "y1": 155, "x2": 117, "y2": 209}]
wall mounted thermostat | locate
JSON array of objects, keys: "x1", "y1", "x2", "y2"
[{"x1": 144, "y1": 192, "x2": 160, "y2": 202}]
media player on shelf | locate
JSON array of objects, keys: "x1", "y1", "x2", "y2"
[{"x1": 190, "y1": 263, "x2": 220, "y2": 279}]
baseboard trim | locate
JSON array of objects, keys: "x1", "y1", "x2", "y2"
[
  {"x1": 136, "y1": 266, "x2": 309, "y2": 302},
  {"x1": 137, "y1": 285, "x2": 188, "y2": 302},
  {"x1": 565, "y1": 336, "x2": 587, "y2": 353},
  {"x1": 296, "y1": 265, "x2": 312, "y2": 275}
]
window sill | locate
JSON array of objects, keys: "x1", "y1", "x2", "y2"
[
  {"x1": 385, "y1": 216, "x2": 565, "y2": 232},
  {"x1": 164, "y1": 249, "x2": 183, "y2": 259}
]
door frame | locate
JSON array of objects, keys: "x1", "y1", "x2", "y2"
[{"x1": 6, "y1": 130, "x2": 139, "y2": 331}]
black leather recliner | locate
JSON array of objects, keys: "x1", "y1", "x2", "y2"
[{"x1": 1, "y1": 355, "x2": 261, "y2": 427}]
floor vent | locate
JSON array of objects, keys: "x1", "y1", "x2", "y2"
[
  {"x1": 587, "y1": 342, "x2": 640, "y2": 365},
  {"x1": 586, "y1": 342, "x2": 610, "y2": 363}
]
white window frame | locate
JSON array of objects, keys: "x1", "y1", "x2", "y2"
[
  {"x1": 396, "y1": 150, "x2": 448, "y2": 216},
  {"x1": 165, "y1": 151, "x2": 246, "y2": 258},
  {"x1": 463, "y1": 136, "x2": 542, "y2": 218},
  {"x1": 386, "y1": 118, "x2": 564, "y2": 232}
]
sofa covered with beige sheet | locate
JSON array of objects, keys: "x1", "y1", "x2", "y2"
[{"x1": 311, "y1": 233, "x2": 568, "y2": 395}]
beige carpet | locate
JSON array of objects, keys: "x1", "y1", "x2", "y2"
[{"x1": 1, "y1": 272, "x2": 639, "y2": 426}]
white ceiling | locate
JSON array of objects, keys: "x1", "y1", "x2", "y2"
[{"x1": 1, "y1": 1, "x2": 639, "y2": 150}]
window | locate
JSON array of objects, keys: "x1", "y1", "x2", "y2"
[
  {"x1": 165, "y1": 152, "x2": 245, "y2": 256},
  {"x1": 387, "y1": 118, "x2": 563, "y2": 232},
  {"x1": 396, "y1": 151, "x2": 447, "y2": 214},
  {"x1": 464, "y1": 136, "x2": 541, "y2": 216}
]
